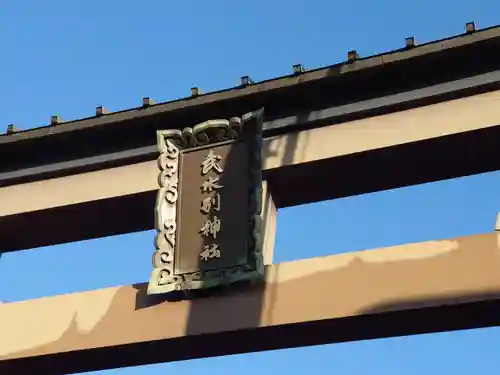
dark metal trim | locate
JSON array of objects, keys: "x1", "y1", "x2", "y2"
[{"x1": 2, "y1": 70, "x2": 500, "y2": 187}]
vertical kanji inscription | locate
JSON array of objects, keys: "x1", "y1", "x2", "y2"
[{"x1": 199, "y1": 150, "x2": 224, "y2": 260}]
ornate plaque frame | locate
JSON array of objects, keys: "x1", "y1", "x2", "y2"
[{"x1": 147, "y1": 109, "x2": 264, "y2": 295}]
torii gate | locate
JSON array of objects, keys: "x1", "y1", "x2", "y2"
[{"x1": 1, "y1": 22, "x2": 500, "y2": 375}]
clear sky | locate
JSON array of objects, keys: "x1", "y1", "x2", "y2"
[{"x1": 1, "y1": 1, "x2": 500, "y2": 374}]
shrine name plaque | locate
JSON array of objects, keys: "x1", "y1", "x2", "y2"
[{"x1": 147, "y1": 110, "x2": 264, "y2": 295}]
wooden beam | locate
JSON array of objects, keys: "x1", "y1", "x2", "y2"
[
  {"x1": 1, "y1": 232, "x2": 500, "y2": 374},
  {"x1": 4, "y1": 90, "x2": 500, "y2": 217},
  {"x1": 2, "y1": 91, "x2": 500, "y2": 252}
]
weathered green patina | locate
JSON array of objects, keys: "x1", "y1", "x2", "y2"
[{"x1": 147, "y1": 109, "x2": 265, "y2": 294}]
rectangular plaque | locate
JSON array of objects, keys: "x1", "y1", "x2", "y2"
[{"x1": 147, "y1": 110, "x2": 264, "y2": 294}]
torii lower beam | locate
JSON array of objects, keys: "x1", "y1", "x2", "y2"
[{"x1": 1, "y1": 232, "x2": 500, "y2": 375}]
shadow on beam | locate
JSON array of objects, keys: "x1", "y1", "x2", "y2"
[
  {"x1": 0, "y1": 192, "x2": 156, "y2": 252},
  {"x1": 2, "y1": 297, "x2": 500, "y2": 375},
  {"x1": 2, "y1": 231, "x2": 500, "y2": 374},
  {"x1": 2, "y1": 124, "x2": 500, "y2": 252},
  {"x1": 266, "y1": 123, "x2": 500, "y2": 207}
]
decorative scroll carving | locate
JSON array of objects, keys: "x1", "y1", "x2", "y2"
[
  {"x1": 156, "y1": 118, "x2": 243, "y2": 150},
  {"x1": 147, "y1": 109, "x2": 264, "y2": 295},
  {"x1": 150, "y1": 138, "x2": 180, "y2": 291}
]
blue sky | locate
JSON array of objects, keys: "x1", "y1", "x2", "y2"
[{"x1": 1, "y1": 1, "x2": 500, "y2": 374}]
